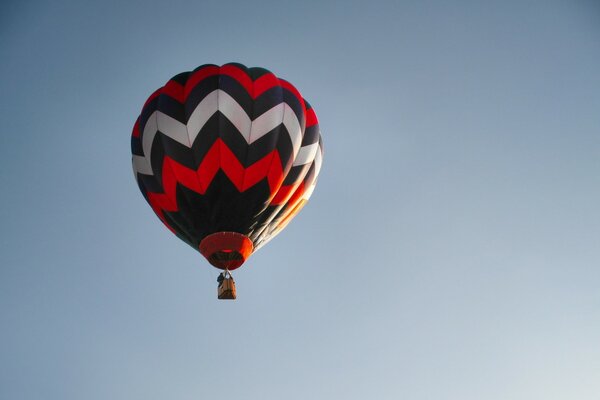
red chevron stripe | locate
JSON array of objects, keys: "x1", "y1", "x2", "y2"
[
  {"x1": 270, "y1": 179, "x2": 305, "y2": 206},
  {"x1": 270, "y1": 184, "x2": 294, "y2": 206},
  {"x1": 143, "y1": 87, "x2": 162, "y2": 108},
  {"x1": 132, "y1": 117, "x2": 140, "y2": 138},
  {"x1": 286, "y1": 181, "x2": 306, "y2": 210},
  {"x1": 146, "y1": 139, "x2": 286, "y2": 223},
  {"x1": 146, "y1": 161, "x2": 179, "y2": 234},
  {"x1": 220, "y1": 64, "x2": 254, "y2": 96},
  {"x1": 253, "y1": 72, "x2": 280, "y2": 98},
  {"x1": 143, "y1": 65, "x2": 308, "y2": 115},
  {"x1": 267, "y1": 151, "x2": 285, "y2": 201},
  {"x1": 184, "y1": 65, "x2": 220, "y2": 99},
  {"x1": 279, "y1": 79, "x2": 306, "y2": 116},
  {"x1": 306, "y1": 106, "x2": 318, "y2": 127},
  {"x1": 161, "y1": 79, "x2": 186, "y2": 103}
]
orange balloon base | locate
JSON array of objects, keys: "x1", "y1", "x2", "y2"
[{"x1": 199, "y1": 232, "x2": 254, "y2": 270}]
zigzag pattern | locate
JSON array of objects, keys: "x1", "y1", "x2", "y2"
[
  {"x1": 132, "y1": 90, "x2": 305, "y2": 177},
  {"x1": 132, "y1": 63, "x2": 323, "y2": 255}
]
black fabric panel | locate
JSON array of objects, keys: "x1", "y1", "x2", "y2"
[
  {"x1": 149, "y1": 134, "x2": 165, "y2": 189},
  {"x1": 170, "y1": 71, "x2": 190, "y2": 85},
  {"x1": 138, "y1": 96, "x2": 159, "y2": 136},
  {"x1": 244, "y1": 126, "x2": 285, "y2": 166},
  {"x1": 131, "y1": 135, "x2": 143, "y2": 156},
  {"x1": 156, "y1": 94, "x2": 186, "y2": 122},
  {"x1": 217, "y1": 75, "x2": 254, "y2": 116},
  {"x1": 138, "y1": 173, "x2": 164, "y2": 194},
  {"x1": 215, "y1": 112, "x2": 251, "y2": 164},
  {"x1": 282, "y1": 164, "x2": 310, "y2": 185},
  {"x1": 184, "y1": 75, "x2": 220, "y2": 118},
  {"x1": 301, "y1": 125, "x2": 320, "y2": 146},
  {"x1": 163, "y1": 172, "x2": 273, "y2": 244},
  {"x1": 247, "y1": 67, "x2": 271, "y2": 80},
  {"x1": 192, "y1": 64, "x2": 219, "y2": 73},
  {"x1": 282, "y1": 90, "x2": 305, "y2": 129},
  {"x1": 189, "y1": 113, "x2": 221, "y2": 161},
  {"x1": 277, "y1": 126, "x2": 296, "y2": 172},
  {"x1": 155, "y1": 132, "x2": 197, "y2": 169},
  {"x1": 252, "y1": 87, "x2": 286, "y2": 116}
]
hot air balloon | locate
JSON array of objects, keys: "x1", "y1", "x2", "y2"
[{"x1": 131, "y1": 63, "x2": 323, "y2": 298}]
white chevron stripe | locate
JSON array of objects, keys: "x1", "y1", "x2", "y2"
[
  {"x1": 282, "y1": 104, "x2": 303, "y2": 157},
  {"x1": 314, "y1": 145, "x2": 323, "y2": 177},
  {"x1": 132, "y1": 89, "x2": 305, "y2": 176},
  {"x1": 218, "y1": 91, "x2": 252, "y2": 142},
  {"x1": 293, "y1": 142, "x2": 319, "y2": 166},
  {"x1": 302, "y1": 146, "x2": 322, "y2": 200},
  {"x1": 249, "y1": 103, "x2": 285, "y2": 143},
  {"x1": 187, "y1": 90, "x2": 219, "y2": 145},
  {"x1": 302, "y1": 182, "x2": 316, "y2": 200},
  {"x1": 133, "y1": 154, "x2": 152, "y2": 176},
  {"x1": 157, "y1": 112, "x2": 190, "y2": 146}
]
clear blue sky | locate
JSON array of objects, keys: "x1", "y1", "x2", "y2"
[{"x1": 1, "y1": 1, "x2": 599, "y2": 399}]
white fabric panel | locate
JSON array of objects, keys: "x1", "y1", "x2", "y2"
[
  {"x1": 187, "y1": 90, "x2": 219, "y2": 144},
  {"x1": 282, "y1": 104, "x2": 302, "y2": 158},
  {"x1": 313, "y1": 146, "x2": 323, "y2": 178},
  {"x1": 217, "y1": 91, "x2": 252, "y2": 142},
  {"x1": 293, "y1": 142, "x2": 319, "y2": 166},
  {"x1": 132, "y1": 155, "x2": 152, "y2": 176},
  {"x1": 248, "y1": 104, "x2": 284, "y2": 143},
  {"x1": 157, "y1": 112, "x2": 190, "y2": 146}
]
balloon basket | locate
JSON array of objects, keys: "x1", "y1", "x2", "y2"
[{"x1": 218, "y1": 275, "x2": 237, "y2": 300}]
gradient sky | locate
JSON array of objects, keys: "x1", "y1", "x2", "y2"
[{"x1": 1, "y1": 1, "x2": 600, "y2": 399}]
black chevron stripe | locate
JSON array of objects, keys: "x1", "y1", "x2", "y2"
[
  {"x1": 163, "y1": 171, "x2": 275, "y2": 247},
  {"x1": 183, "y1": 74, "x2": 220, "y2": 117},
  {"x1": 131, "y1": 118, "x2": 143, "y2": 156},
  {"x1": 138, "y1": 172, "x2": 163, "y2": 194},
  {"x1": 282, "y1": 163, "x2": 312, "y2": 186},
  {"x1": 138, "y1": 96, "x2": 159, "y2": 140},
  {"x1": 192, "y1": 63, "x2": 219, "y2": 73},
  {"x1": 136, "y1": 173, "x2": 196, "y2": 248},
  {"x1": 216, "y1": 113, "x2": 295, "y2": 167},
  {"x1": 301, "y1": 124, "x2": 320, "y2": 146},
  {"x1": 139, "y1": 79, "x2": 308, "y2": 154},
  {"x1": 157, "y1": 91, "x2": 187, "y2": 122},
  {"x1": 246, "y1": 66, "x2": 272, "y2": 80},
  {"x1": 170, "y1": 71, "x2": 191, "y2": 85}
]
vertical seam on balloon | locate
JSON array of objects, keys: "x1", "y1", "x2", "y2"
[
  {"x1": 240, "y1": 65, "x2": 253, "y2": 191},
  {"x1": 216, "y1": 65, "x2": 223, "y2": 222},
  {"x1": 250, "y1": 79, "x2": 290, "y2": 245},
  {"x1": 175, "y1": 71, "x2": 208, "y2": 243},
  {"x1": 263, "y1": 78, "x2": 288, "y2": 196},
  {"x1": 155, "y1": 85, "x2": 200, "y2": 244},
  {"x1": 183, "y1": 70, "x2": 207, "y2": 194}
]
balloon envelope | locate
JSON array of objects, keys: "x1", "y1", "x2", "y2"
[{"x1": 131, "y1": 63, "x2": 323, "y2": 270}]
